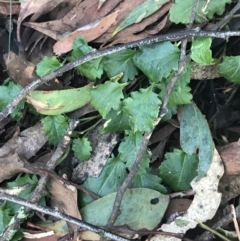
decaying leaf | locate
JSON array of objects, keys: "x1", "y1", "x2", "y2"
[
  {"x1": 17, "y1": 0, "x2": 79, "y2": 41},
  {"x1": 4, "y1": 52, "x2": 62, "y2": 90},
  {"x1": 0, "y1": 123, "x2": 47, "y2": 182},
  {"x1": 112, "y1": 0, "x2": 169, "y2": 36},
  {"x1": 49, "y1": 178, "x2": 82, "y2": 238},
  {"x1": 150, "y1": 148, "x2": 224, "y2": 241},
  {"x1": 53, "y1": 11, "x2": 119, "y2": 55},
  {"x1": 23, "y1": 0, "x2": 121, "y2": 41}
]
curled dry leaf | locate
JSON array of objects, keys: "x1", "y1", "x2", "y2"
[
  {"x1": 49, "y1": 177, "x2": 82, "y2": 238},
  {"x1": 23, "y1": 0, "x2": 121, "y2": 41},
  {"x1": 0, "y1": 123, "x2": 47, "y2": 182},
  {"x1": 17, "y1": 0, "x2": 79, "y2": 41},
  {"x1": 53, "y1": 11, "x2": 119, "y2": 55},
  {"x1": 0, "y1": 2, "x2": 20, "y2": 16},
  {"x1": 4, "y1": 52, "x2": 62, "y2": 90},
  {"x1": 150, "y1": 148, "x2": 224, "y2": 241}
]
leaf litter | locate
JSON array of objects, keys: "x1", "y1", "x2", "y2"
[{"x1": 0, "y1": 0, "x2": 240, "y2": 240}]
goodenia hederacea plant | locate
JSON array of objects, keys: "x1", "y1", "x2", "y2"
[
  {"x1": 90, "y1": 80, "x2": 126, "y2": 118},
  {"x1": 218, "y1": 56, "x2": 240, "y2": 84},
  {"x1": 0, "y1": 81, "x2": 25, "y2": 120},
  {"x1": 72, "y1": 137, "x2": 92, "y2": 161},
  {"x1": 159, "y1": 63, "x2": 193, "y2": 105},
  {"x1": 69, "y1": 37, "x2": 104, "y2": 81},
  {"x1": 36, "y1": 56, "x2": 62, "y2": 77},
  {"x1": 123, "y1": 86, "x2": 161, "y2": 132},
  {"x1": 79, "y1": 156, "x2": 128, "y2": 207},
  {"x1": 191, "y1": 37, "x2": 214, "y2": 65},
  {"x1": 159, "y1": 149, "x2": 199, "y2": 191},
  {"x1": 133, "y1": 41, "x2": 180, "y2": 83},
  {"x1": 103, "y1": 49, "x2": 138, "y2": 82},
  {"x1": 41, "y1": 115, "x2": 68, "y2": 146}
]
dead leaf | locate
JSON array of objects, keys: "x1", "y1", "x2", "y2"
[
  {"x1": 146, "y1": 14, "x2": 170, "y2": 35},
  {"x1": 0, "y1": 123, "x2": 47, "y2": 182},
  {"x1": 17, "y1": 0, "x2": 80, "y2": 41},
  {"x1": 4, "y1": 52, "x2": 62, "y2": 90},
  {"x1": 53, "y1": 11, "x2": 119, "y2": 55},
  {"x1": 95, "y1": 1, "x2": 172, "y2": 45},
  {"x1": 0, "y1": 2, "x2": 20, "y2": 16},
  {"x1": 49, "y1": 178, "x2": 82, "y2": 239},
  {"x1": 23, "y1": 0, "x2": 122, "y2": 41}
]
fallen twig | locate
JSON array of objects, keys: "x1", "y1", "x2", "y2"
[
  {"x1": 1, "y1": 30, "x2": 240, "y2": 121},
  {"x1": 0, "y1": 193, "x2": 130, "y2": 241},
  {"x1": 0, "y1": 118, "x2": 79, "y2": 240}
]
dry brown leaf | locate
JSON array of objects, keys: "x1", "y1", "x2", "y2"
[
  {"x1": 0, "y1": 123, "x2": 47, "y2": 182},
  {"x1": 17, "y1": 0, "x2": 80, "y2": 41},
  {"x1": 23, "y1": 0, "x2": 122, "y2": 41},
  {"x1": 0, "y1": 2, "x2": 20, "y2": 16},
  {"x1": 53, "y1": 11, "x2": 119, "y2": 55},
  {"x1": 49, "y1": 178, "x2": 81, "y2": 239},
  {"x1": 95, "y1": 0, "x2": 172, "y2": 45},
  {"x1": 145, "y1": 14, "x2": 170, "y2": 35},
  {"x1": 4, "y1": 52, "x2": 62, "y2": 90}
]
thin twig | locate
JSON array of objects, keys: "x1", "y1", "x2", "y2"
[
  {"x1": 213, "y1": 0, "x2": 240, "y2": 30},
  {"x1": 106, "y1": 0, "x2": 199, "y2": 231},
  {"x1": 1, "y1": 30, "x2": 240, "y2": 122},
  {"x1": 0, "y1": 118, "x2": 79, "y2": 240},
  {"x1": 0, "y1": 193, "x2": 130, "y2": 241},
  {"x1": 23, "y1": 164, "x2": 100, "y2": 200}
]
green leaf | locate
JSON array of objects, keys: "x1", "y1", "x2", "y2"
[
  {"x1": 41, "y1": 115, "x2": 68, "y2": 146},
  {"x1": 0, "y1": 203, "x2": 12, "y2": 233},
  {"x1": 170, "y1": 0, "x2": 231, "y2": 24},
  {"x1": 6, "y1": 174, "x2": 45, "y2": 213},
  {"x1": 69, "y1": 37, "x2": 103, "y2": 80},
  {"x1": 118, "y1": 132, "x2": 143, "y2": 168},
  {"x1": 133, "y1": 42, "x2": 180, "y2": 83},
  {"x1": 180, "y1": 103, "x2": 214, "y2": 179},
  {"x1": 159, "y1": 149, "x2": 198, "y2": 191},
  {"x1": 72, "y1": 137, "x2": 92, "y2": 161},
  {"x1": 90, "y1": 81, "x2": 126, "y2": 118},
  {"x1": 36, "y1": 56, "x2": 62, "y2": 77},
  {"x1": 27, "y1": 85, "x2": 91, "y2": 115},
  {"x1": 132, "y1": 172, "x2": 167, "y2": 194},
  {"x1": 191, "y1": 38, "x2": 214, "y2": 65},
  {"x1": 218, "y1": 56, "x2": 240, "y2": 84},
  {"x1": 101, "y1": 108, "x2": 131, "y2": 133},
  {"x1": 112, "y1": 0, "x2": 168, "y2": 36},
  {"x1": 0, "y1": 82, "x2": 25, "y2": 119},
  {"x1": 103, "y1": 49, "x2": 138, "y2": 82},
  {"x1": 159, "y1": 63, "x2": 192, "y2": 105},
  {"x1": 123, "y1": 86, "x2": 161, "y2": 132},
  {"x1": 81, "y1": 188, "x2": 169, "y2": 230},
  {"x1": 79, "y1": 156, "x2": 127, "y2": 207}
]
